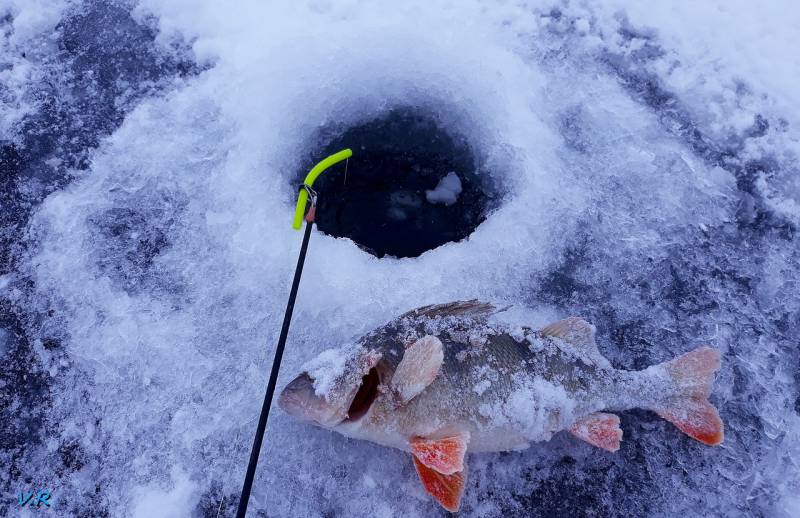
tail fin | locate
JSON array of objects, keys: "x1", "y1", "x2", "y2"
[{"x1": 654, "y1": 347, "x2": 724, "y2": 446}]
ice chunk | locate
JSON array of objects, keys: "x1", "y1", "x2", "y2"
[{"x1": 425, "y1": 172, "x2": 463, "y2": 206}]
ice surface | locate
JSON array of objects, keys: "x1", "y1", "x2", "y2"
[
  {"x1": 131, "y1": 468, "x2": 198, "y2": 518},
  {"x1": 473, "y1": 380, "x2": 491, "y2": 396},
  {"x1": 425, "y1": 172, "x2": 463, "y2": 206},
  {"x1": 2, "y1": 0, "x2": 799, "y2": 517},
  {"x1": 0, "y1": 0, "x2": 67, "y2": 140}
]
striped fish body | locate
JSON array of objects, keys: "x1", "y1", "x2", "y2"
[{"x1": 279, "y1": 301, "x2": 723, "y2": 511}]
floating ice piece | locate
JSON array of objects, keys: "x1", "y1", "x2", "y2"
[{"x1": 425, "y1": 172, "x2": 462, "y2": 206}]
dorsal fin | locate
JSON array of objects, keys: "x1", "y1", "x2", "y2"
[
  {"x1": 391, "y1": 335, "x2": 443, "y2": 403},
  {"x1": 540, "y1": 317, "x2": 611, "y2": 369},
  {"x1": 401, "y1": 300, "x2": 496, "y2": 321}
]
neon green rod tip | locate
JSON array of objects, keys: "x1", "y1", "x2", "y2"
[{"x1": 292, "y1": 149, "x2": 352, "y2": 229}]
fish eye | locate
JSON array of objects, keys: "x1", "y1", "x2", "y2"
[{"x1": 346, "y1": 367, "x2": 380, "y2": 421}]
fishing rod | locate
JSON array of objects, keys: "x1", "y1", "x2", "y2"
[{"x1": 235, "y1": 148, "x2": 353, "y2": 518}]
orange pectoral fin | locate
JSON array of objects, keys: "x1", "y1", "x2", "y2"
[
  {"x1": 412, "y1": 455, "x2": 466, "y2": 512},
  {"x1": 410, "y1": 432, "x2": 469, "y2": 475},
  {"x1": 392, "y1": 335, "x2": 444, "y2": 403},
  {"x1": 569, "y1": 412, "x2": 623, "y2": 452}
]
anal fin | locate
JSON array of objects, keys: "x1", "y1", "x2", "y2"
[{"x1": 569, "y1": 412, "x2": 623, "y2": 452}]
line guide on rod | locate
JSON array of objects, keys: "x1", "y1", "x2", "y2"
[{"x1": 236, "y1": 148, "x2": 352, "y2": 518}]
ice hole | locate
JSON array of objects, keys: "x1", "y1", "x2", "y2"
[{"x1": 299, "y1": 108, "x2": 493, "y2": 258}]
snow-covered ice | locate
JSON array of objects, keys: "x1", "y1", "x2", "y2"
[{"x1": 1, "y1": 0, "x2": 799, "y2": 517}]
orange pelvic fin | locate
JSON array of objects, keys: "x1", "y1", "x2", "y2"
[
  {"x1": 655, "y1": 347, "x2": 724, "y2": 446},
  {"x1": 410, "y1": 432, "x2": 469, "y2": 475},
  {"x1": 412, "y1": 455, "x2": 467, "y2": 512},
  {"x1": 569, "y1": 412, "x2": 623, "y2": 452}
]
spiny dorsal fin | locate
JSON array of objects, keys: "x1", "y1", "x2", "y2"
[
  {"x1": 391, "y1": 335, "x2": 443, "y2": 403},
  {"x1": 402, "y1": 300, "x2": 496, "y2": 321},
  {"x1": 540, "y1": 317, "x2": 612, "y2": 369}
]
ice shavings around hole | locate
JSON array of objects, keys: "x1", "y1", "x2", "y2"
[
  {"x1": 0, "y1": 0, "x2": 69, "y2": 138},
  {"x1": 425, "y1": 172, "x2": 463, "y2": 206}
]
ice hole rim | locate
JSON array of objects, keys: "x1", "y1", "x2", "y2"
[{"x1": 295, "y1": 106, "x2": 500, "y2": 259}]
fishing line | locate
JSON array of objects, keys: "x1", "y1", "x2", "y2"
[{"x1": 235, "y1": 149, "x2": 353, "y2": 518}]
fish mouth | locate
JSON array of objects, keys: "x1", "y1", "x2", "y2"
[
  {"x1": 278, "y1": 367, "x2": 381, "y2": 426},
  {"x1": 278, "y1": 373, "x2": 345, "y2": 427},
  {"x1": 345, "y1": 367, "x2": 381, "y2": 422}
]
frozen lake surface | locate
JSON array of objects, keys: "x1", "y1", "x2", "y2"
[{"x1": 1, "y1": 1, "x2": 799, "y2": 516}]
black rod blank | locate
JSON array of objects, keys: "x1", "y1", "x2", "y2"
[{"x1": 235, "y1": 218, "x2": 314, "y2": 517}]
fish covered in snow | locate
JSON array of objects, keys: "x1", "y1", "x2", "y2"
[{"x1": 278, "y1": 301, "x2": 724, "y2": 512}]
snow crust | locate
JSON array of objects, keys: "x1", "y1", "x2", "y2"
[{"x1": 2, "y1": 0, "x2": 799, "y2": 517}]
